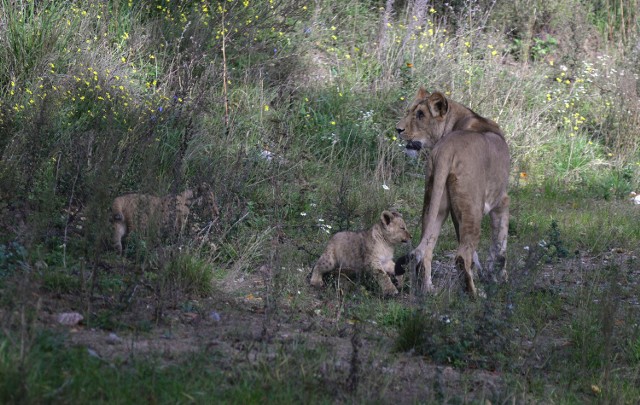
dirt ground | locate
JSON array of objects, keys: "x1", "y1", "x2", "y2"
[{"x1": 34, "y1": 248, "x2": 639, "y2": 403}]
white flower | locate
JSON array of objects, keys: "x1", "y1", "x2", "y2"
[
  {"x1": 382, "y1": 183, "x2": 390, "y2": 190},
  {"x1": 300, "y1": 212, "x2": 307, "y2": 216}
]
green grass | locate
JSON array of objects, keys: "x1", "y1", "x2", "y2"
[{"x1": 0, "y1": 331, "x2": 337, "y2": 404}]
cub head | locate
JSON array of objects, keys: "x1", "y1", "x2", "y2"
[
  {"x1": 380, "y1": 210, "x2": 411, "y2": 245},
  {"x1": 395, "y1": 87, "x2": 450, "y2": 156},
  {"x1": 183, "y1": 183, "x2": 220, "y2": 218}
]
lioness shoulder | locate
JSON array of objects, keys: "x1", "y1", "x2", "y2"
[{"x1": 309, "y1": 210, "x2": 411, "y2": 296}]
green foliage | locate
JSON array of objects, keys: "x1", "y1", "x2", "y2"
[
  {"x1": 0, "y1": 241, "x2": 26, "y2": 282},
  {"x1": 0, "y1": 330, "x2": 335, "y2": 404},
  {"x1": 395, "y1": 298, "x2": 515, "y2": 370},
  {"x1": 164, "y1": 250, "x2": 214, "y2": 297}
]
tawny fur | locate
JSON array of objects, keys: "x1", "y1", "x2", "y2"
[
  {"x1": 396, "y1": 88, "x2": 510, "y2": 296},
  {"x1": 309, "y1": 210, "x2": 411, "y2": 297},
  {"x1": 111, "y1": 183, "x2": 219, "y2": 254}
]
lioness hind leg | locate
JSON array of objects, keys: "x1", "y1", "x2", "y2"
[
  {"x1": 452, "y1": 213, "x2": 483, "y2": 272},
  {"x1": 452, "y1": 208, "x2": 481, "y2": 297},
  {"x1": 488, "y1": 195, "x2": 510, "y2": 282}
]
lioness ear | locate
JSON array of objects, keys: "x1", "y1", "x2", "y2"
[
  {"x1": 381, "y1": 210, "x2": 393, "y2": 226},
  {"x1": 427, "y1": 92, "x2": 448, "y2": 118},
  {"x1": 416, "y1": 86, "x2": 429, "y2": 100}
]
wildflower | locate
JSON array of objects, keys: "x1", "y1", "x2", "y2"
[
  {"x1": 429, "y1": 7, "x2": 436, "y2": 13},
  {"x1": 331, "y1": 121, "x2": 336, "y2": 125},
  {"x1": 382, "y1": 184, "x2": 390, "y2": 190},
  {"x1": 264, "y1": 105, "x2": 269, "y2": 111},
  {"x1": 406, "y1": 62, "x2": 413, "y2": 68}
]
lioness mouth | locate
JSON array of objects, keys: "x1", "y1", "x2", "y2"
[
  {"x1": 404, "y1": 141, "x2": 423, "y2": 159},
  {"x1": 405, "y1": 141, "x2": 423, "y2": 151}
]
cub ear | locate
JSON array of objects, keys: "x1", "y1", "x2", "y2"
[
  {"x1": 427, "y1": 92, "x2": 449, "y2": 118},
  {"x1": 381, "y1": 210, "x2": 393, "y2": 226},
  {"x1": 416, "y1": 86, "x2": 430, "y2": 101}
]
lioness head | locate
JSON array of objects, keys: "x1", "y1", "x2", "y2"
[
  {"x1": 380, "y1": 210, "x2": 411, "y2": 244},
  {"x1": 396, "y1": 87, "x2": 450, "y2": 157}
]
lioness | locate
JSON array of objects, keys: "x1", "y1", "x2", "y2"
[
  {"x1": 310, "y1": 210, "x2": 411, "y2": 296},
  {"x1": 111, "y1": 183, "x2": 219, "y2": 254},
  {"x1": 396, "y1": 88, "x2": 510, "y2": 296}
]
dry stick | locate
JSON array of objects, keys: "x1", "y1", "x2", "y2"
[
  {"x1": 221, "y1": 7, "x2": 230, "y2": 136},
  {"x1": 62, "y1": 164, "x2": 81, "y2": 269}
]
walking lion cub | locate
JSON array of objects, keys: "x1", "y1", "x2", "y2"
[
  {"x1": 111, "y1": 183, "x2": 218, "y2": 254},
  {"x1": 310, "y1": 210, "x2": 411, "y2": 296}
]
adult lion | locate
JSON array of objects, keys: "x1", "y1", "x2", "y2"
[{"x1": 396, "y1": 87, "x2": 510, "y2": 296}]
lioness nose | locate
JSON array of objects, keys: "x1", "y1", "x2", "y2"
[{"x1": 396, "y1": 127, "x2": 404, "y2": 134}]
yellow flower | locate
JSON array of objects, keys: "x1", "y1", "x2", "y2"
[
  {"x1": 429, "y1": 8, "x2": 436, "y2": 13},
  {"x1": 264, "y1": 105, "x2": 269, "y2": 111},
  {"x1": 331, "y1": 121, "x2": 336, "y2": 125}
]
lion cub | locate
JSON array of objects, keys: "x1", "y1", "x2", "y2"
[
  {"x1": 310, "y1": 210, "x2": 411, "y2": 296},
  {"x1": 111, "y1": 183, "x2": 218, "y2": 254}
]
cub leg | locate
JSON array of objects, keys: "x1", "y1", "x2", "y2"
[
  {"x1": 113, "y1": 221, "x2": 127, "y2": 255},
  {"x1": 310, "y1": 252, "x2": 335, "y2": 288},
  {"x1": 371, "y1": 265, "x2": 398, "y2": 296}
]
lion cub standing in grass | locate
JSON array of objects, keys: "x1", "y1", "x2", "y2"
[
  {"x1": 310, "y1": 210, "x2": 411, "y2": 296},
  {"x1": 111, "y1": 183, "x2": 218, "y2": 254}
]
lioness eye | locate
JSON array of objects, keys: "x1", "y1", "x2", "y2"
[{"x1": 416, "y1": 109, "x2": 424, "y2": 119}]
